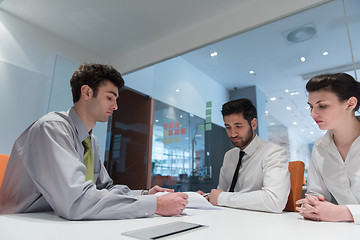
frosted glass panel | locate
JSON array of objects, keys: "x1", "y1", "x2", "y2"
[
  {"x1": 48, "y1": 55, "x2": 79, "y2": 112},
  {"x1": 0, "y1": 61, "x2": 46, "y2": 154}
]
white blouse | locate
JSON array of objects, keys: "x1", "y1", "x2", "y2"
[{"x1": 307, "y1": 130, "x2": 360, "y2": 224}]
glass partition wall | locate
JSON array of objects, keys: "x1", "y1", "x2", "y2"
[
  {"x1": 152, "y1": 100, "x2": 205, "y2": 191},
  {"x1": 107, "y1": 0, "x2": 359, "y2": 189},
  {"x1": 151, "y1": 100, "x2": 232, "y2": 192}
]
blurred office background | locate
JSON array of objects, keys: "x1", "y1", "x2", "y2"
[{"x1": 0, "y1": 0, "x2": 359, "y2": 192}]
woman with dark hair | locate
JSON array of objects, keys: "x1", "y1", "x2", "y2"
[{"x1": 296, "y1": 73, "x2": 360, "y2": 224}]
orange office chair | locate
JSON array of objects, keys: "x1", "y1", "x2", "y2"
[
  {"x1": 284, "y1": 161, "x2": 305, "y2": 212},
  {"x1": 0, "y1": 154, "x2": 10, "y2": 189}
]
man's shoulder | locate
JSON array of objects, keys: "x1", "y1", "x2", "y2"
[
  {"x1": 36, "y1": 111, "x2": 71, "y2": 125},
  {"x1": 14, "y1": 110, "x2": 75, "y2": 146},
  {"x1": 257, "y1": 137, "x2": 285, "y2": 153},
  {"x1": 30, "y1": 111, "x2": 74, "y2": 133}
]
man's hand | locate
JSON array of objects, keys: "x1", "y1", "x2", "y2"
[
  {"x1": 148, "y1": 185, "x2": 174, "y2": 195},
  {"x1": 196, "y1": 190, "x2": 209, "y2": 201},
  {"x1": 155, "y1": 192, "x2": 188, "y2": 216},
  {"x1": 208, "y1": 189, "x2": 224, "y2": 206},
  {"x1": 196, "y1": 190, "x2": 205, "y2": 195},
  {"x1": 296, "y1": 194, "x2": 353, "y2": 222}
]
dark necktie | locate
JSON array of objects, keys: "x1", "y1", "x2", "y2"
[
  {"x1": 229, "y1": 150, "x2": 245, "y2": 192},
  {"x1": 82, "y1": 136, "x2": 94, "y2": 183}
]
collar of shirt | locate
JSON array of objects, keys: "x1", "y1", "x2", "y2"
[
  {"x1": 68, "y1": 107, "x2": 92, "y2": 142},
  {"x1": 317, "y1": 129, "x2": 360, "y2": 162},
  {"x1": 316, "y1": 130, "x2": 333, "y2": 147},
  {"x1": 315, "y1": 130, "x2": 341, "y2": 159},
  {"x1": 318, "y1": 130, "x2": 360, "y2": 147},
  {"x1": 241, "y1": 134, "x2": 261, "y2": 157}
]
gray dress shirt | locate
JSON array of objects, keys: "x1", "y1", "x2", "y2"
[{"x1": 0, "y1": 108, "x2": 157, "y2": 220}]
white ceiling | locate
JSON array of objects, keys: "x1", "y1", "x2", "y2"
[
  {"x1": 0, "y1": 0, "x2": 245, "y2": 59},
  {"x1": 1, "y1": 0, "x2": 359, "y2": 144}
]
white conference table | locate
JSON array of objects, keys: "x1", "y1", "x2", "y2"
[{"x1": 0, "y1": 207, "x2": 359, "y2": 240}]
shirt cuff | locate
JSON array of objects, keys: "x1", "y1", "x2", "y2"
[
  {"x1": 217, "y1": 192, "x2": 233, "y2": 206},
  {"x1": 346, "y1": 205, "x2": 360, "y2": 224},
  {"x1": 136, "y1": 194, "x2": 157, "y2": 217},
  {"x1": 127, "y1": 189, "x2": 143, "y2": 196}
]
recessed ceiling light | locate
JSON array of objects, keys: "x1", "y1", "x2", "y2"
[
  {"x1": 175, "y1": 89, "x2": 180, "y2": 92},
  {"x1": 300, "y1": 57, "x2": 306, "y2": 62},
  {"x1": 270, "y1": 97, "x2": 277, "y2": 101},
  {"x1": 323, "y1": 51, "x2": 329, "y2": 56},
  {"x1": 155, "y1": 119, "x2": 159, "y2": 122},
  {"x1": 290, "y1": 91, "x2": 299, "y2": 96},
  {"x1": 293, "y1": 121, "x2": 298, "y2": 125},
  {"x1": 265, "y1": 111, "x2": 269, "y2": 115},
  {"x1": 310, "y1": 131, "x2": 314, "y2": 134},
  {"x1": 210, "y1": 51, "x2": 218, "y2": 57},
  {"x1": 249, "y1": 70, "x2": 255, "y2": 75},
  {"x1": 180, "y1": 115, "x2": 183, "y2": 118},
  {"x1": 284, "y1": 89, "x2": 289, "y2": 93},
  {"x1": 286, "y1": 106, "x2": 291, "y2": 110},
  {"x1": 269, "y1": 122, "x2": 275, "y2": 126}
]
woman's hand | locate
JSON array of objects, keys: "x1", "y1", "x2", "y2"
[{"x1": 296, "y1": 194, "x2": 353, "y2": 222}]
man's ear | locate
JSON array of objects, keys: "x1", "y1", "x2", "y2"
[
  {"x1": 251, "y1": 118, "x2": 257, "y2": 131},
  {"x1": 80, "y1": 85, "x2": 93, "y2": 100}
]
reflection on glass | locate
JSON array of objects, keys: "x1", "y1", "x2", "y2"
[
  {"x1": 121, "y1": 0, "x2": 360, "y2": 187},
  {"x1": 152, "y1": 100, "x2": 209, "y2": 192}
]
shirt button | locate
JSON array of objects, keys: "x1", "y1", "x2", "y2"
[{"x1": 145, "y1": 211, "x2": 149, "y2": 216}]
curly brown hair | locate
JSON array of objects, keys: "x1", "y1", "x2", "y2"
[{"x1": 70, "y1": 63, "x2": 124, "y2": 103}]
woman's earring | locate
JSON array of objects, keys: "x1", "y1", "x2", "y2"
[{"x1": 347, "y1": 108, "x2": 351, "y2": 111}]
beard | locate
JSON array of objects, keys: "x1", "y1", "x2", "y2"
[{"x1": 230, "y1": 128, "x2": 254, "y2": 149}]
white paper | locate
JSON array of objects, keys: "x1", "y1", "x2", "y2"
[{"x1": 155, "y1": 191, "x2": 219, "y2": 210}]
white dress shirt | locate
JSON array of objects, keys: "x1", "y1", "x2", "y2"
[
  {"x1": 307, "y1": 130, "x2": 360, "y2": 224},
  {"x1": 217, "y1": 135, "x2": 290, "y2": 213},
  {"x1": 0, "y1": 108, "x2": 156, "y2": 220}
]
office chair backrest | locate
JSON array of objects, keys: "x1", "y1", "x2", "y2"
[
  {"x1": 284, "y1": 161, "x2": 305, "y2": 212},
  {"x1": 0, "y1": 154, "x2": 10, "y2": 189}
]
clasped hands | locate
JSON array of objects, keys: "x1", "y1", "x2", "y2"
[{"x1": 296, "y1": 194, "x2": 353, "y2": 222}]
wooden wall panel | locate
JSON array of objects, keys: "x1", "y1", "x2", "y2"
[{"x1": 104, "y1": 89, "x2": 152, "y2": 190}]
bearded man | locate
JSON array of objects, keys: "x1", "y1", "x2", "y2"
[{"x1": 200, "y1": 98, "x2": 290, "y2": 213}]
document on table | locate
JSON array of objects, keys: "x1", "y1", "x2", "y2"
[{"x1": 155, "y1": 191, "x2": 220, "y2": 210}]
